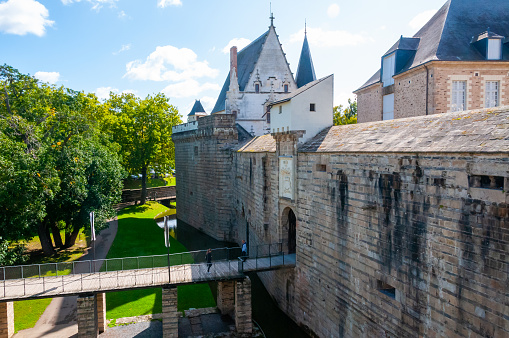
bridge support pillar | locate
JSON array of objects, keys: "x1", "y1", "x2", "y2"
[
  {"x1": 77, "y1": 294, "x2": 98, "y2": 337},
  {"x1": 217, "y1": 281, "x2": 235, "y2": 317},
  {"x1": 0, "y1": 302, "x2": 14, "y2": 338},
  {"x1": 96, "y1": 293, "x2": 106, "y2": 333},
  {"x1": 235, "y1": 276, "x2": 253, "y2": 335},
  {"x1": 162, "y1": 286, "x2": 178, "y2": 338}
]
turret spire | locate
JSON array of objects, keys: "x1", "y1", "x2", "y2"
[{"x1": 295, "y1": 25, "x2": 316, "y2": 88}]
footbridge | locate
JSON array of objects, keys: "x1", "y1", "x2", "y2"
[{"x1": 0, "y1": 244, "x2": 295, "y2": 337}]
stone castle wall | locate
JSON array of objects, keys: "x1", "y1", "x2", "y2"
[
  {"x1": 173, "y1": 108, "x2": 509, "y2": 337},
  {"x1": 172, "y1": 114, "x2": 239, "y2": 241}
]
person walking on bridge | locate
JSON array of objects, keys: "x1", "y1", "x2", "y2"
[
  {"x1": 241, "y1": 240, "x2": 247, "y2": 262},
  {"x1": 206, "y1": 248, "x2": 212, "y2": 273}
]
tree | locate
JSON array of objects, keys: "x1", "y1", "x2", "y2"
[
  {"x1": 0, "y1": 65, "x2": 125, "y2": 255},
  {"x1": 107, "y1": 93, "x2": 181, "y2": 204},
  {"x1": 333, "y1": 98, "x2": 358, "y2": 125}
]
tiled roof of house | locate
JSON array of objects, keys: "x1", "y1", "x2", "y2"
[
  {"x1": 211, "y1": 30, "x2": 270, "y2": 114},
  {"x1": 356, "y1": 0, "x2": 509, "y2": 91},
  {"x1": 295, "y1": 34, "x2": 316, "y2": 88},
  {"x1": 188, "y1": 100, "x2": 206, "y2": 116},
  {"x1": 299, "y1": 106, "x2": 509, "y2": 153}
]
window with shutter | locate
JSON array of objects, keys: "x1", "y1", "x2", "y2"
[
  {"x1": 383, "y1": 94, "x2": 394, "y2": 120},
  {"x1": 487, "y1": 39, "x2": 502, "y2": 60},
  {"x1": 382, "y1": 54, "x2": 395, "y2": 87}
]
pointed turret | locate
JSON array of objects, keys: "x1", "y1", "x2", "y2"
[
  {"x1": 187, "y1": 100, "x2": 207, "y2": 122},
  {"x1": 295, "y1": 28, "x2": 316, "y2": 88}
]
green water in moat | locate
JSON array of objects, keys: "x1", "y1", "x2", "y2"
[{"x1": 175, "y1": 219, "x2": 310, "y2": 338}]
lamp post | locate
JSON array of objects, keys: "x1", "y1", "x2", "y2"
[
  {"x1": 90, "y1": 211, "x2": 96, "y2": 272},
  {"x1": 163, "y1": 216, "x2": 171, "y2": 283}
]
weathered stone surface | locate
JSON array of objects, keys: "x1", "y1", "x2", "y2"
[
  {"x1": 217, "y1": 281, "x2": 235, "y2": 317},
  {"x1": 77, "y1": 295, "x2": 98, "y2": 338},
  {"x1": 0, "y1": 302, "x2": 14, "y2": 338},
  {"x1": 162, "y1": 287, "x2": 178, "y2": 338},
  {"x1": 235, "y1": 277, "x2": 252, "y2": 335},
  {"x1": 96, "y1": 293, "x2": 106, "y2": 334},
  {"x1": 174, "y1": 106, "x2": 509, "y2": 338}
]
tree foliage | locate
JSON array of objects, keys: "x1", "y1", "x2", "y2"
[
  {"x1": 106, "y1": 92, "x2": 181, "y2": 204},
  {"x1": 333, "y1": 98, "x2": 358, "y2": 125},
  {"x1": 0, "y1": 65, "x2": 125, "y2": 256}
]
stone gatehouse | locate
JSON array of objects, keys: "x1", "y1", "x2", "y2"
[{"x1": 172, "y1": 106, "x2": 509, "y2": 337}]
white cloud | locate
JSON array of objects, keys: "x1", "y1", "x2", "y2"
[
  {"x1": 34, "y1": 71, "x2": 60, "y2": 84},
  {"x1": 95, "y1": 86, "x2": 118, "y2": 100},
  {"x1": 327, "y1": 3, "x2": 340, "y2": 18},
  {"x1": 161, "y1": 79, "x2": 220, "y2": 98},
  {"x1": 118, "y1": 10, "x2": 127, "y2": 18},
  {"x1": 409, "y1": 9, "x2": 437, "y2": 30},
  {"x1": 124, "y1": 45, "x2": 218, "y2": 82},
  {"x1": 157, "y1": 0, "x2": 182, "y2": 8},
  {"x1": 0, "y1": 0, "x2": 54, "y2": 37},
  {"x1": 290, "y1": 27, "x2": 371, "y2": 48},
  {"x1": 113, "y1": 43, "x2": 131, "y2": 55},
  {"x1": 198, "y1": 96, "x2": 216, "y2": 113},
  {"x1": 222, "y1": 38, "x2": 251, "y2": 54},
  {"x1": 61, "y1": 0, "x2": 118, "y2": 11}
]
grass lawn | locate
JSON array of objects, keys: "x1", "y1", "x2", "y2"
[
  {"x1": 105, "y1": 202, "x2": 215, "y2": 321},
  {"x1": 123, "y1": 176, "x2": 175, "y2": 190},
  {"x1": 13, "y1": 230, "x2": 87, "y2": 333}
]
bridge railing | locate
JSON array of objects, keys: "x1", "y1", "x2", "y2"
[{"x1": 0, "y1": 247, "x2": 243, "y2": 281}]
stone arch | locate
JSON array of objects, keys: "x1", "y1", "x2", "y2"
[{"x1": 281, "y1": 207, "x2": 297, "y2": 254}]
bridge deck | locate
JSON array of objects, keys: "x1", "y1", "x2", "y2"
[{"x1": 0, "y1": 254, "x2": 295, "y2": 302}]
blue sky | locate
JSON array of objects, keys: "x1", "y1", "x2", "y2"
[{"x1": 1, "y1": 0, "x2": 447, "y2": 118}]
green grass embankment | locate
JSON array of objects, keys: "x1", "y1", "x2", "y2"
[{"x1": 105, "y1": 202, "x2": 215, "y2": 321}]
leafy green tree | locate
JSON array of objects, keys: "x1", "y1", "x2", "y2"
[
  {"x1": 107, "y1": 93, "x2": 181, "y2": 204},
  {"x1": 0, "y1": 65, "x2": 125, "y2": 255},
  {"x1": 333, "y1": 98, "x2": 358, "y2": 125}
]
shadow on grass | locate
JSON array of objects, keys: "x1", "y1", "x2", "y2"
[{"x1": 118, "y1": 204, "x2": 151, "y2": 217}]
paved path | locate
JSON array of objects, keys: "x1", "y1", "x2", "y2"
[{"x1": 14, "y1": 218, "x2": 118, "y2": 338}]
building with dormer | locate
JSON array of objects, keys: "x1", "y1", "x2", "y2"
[
  {"x1": 355, "y1": 0, "x2": 509, "y2": 123},
  {"x1": 211, "y1": 16, "x2": 316, "y2": 136}
]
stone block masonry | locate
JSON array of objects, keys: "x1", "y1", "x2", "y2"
[
  {"x1": 235, "y1": 277, "x2": 253, "y2": 335},
  {"x1": 162, "y1": 286, "x2": 178, "y2": 338},
  {"x1": 0, "y1": 302, "x2": 13, "y2": 338},
  {"x1": 217, "y1": 281, "x2": 235, "y2": 317},
  {"x1": 96, "y1": 293, "x2": 106, "y2": 334},
  {"x1": 77, "y1": 295, "x2": 98, "y2": 338}
]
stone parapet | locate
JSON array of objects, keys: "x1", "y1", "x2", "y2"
[
  {"x1": 162, "y1": 286, "x2": 178, "y2": 338},
  {"x1": 77, "y1": 295, "x2": 98, "y2": 338},
  {"x1": 235, "y1": 277, "x2": 252, "y2": 335},
  {"x1": 217, "y1": 281, "x2": 235, "y2": 317},
  {"x1": 0, "y1": 302, "x2": 14, "y2": 338}
]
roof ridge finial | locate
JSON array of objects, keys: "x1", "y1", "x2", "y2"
[
  {"x1": 269, "y1": 2, "x2": 274, "y2": 27},
  {"x1": 305, "y1": 19, "x2": 307, "y2": 35}
]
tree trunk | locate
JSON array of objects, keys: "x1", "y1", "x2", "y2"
[
  {"x1": 50, "y1": 222, "x2": 64, "y2": 248},
  {"x1": 37, "y1": 223, "x2": 55, "y2": 256},
  {"x1": 140, "y1": 166, "x2": 147, "y2": 205},
  {"x1": 64, "y1": 225, "x2": 81, "y2": 248}
]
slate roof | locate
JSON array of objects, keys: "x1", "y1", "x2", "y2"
[
  {"x1": 188, "y1": 100, "x2": 206, "y2": 116},
  {"x1": 356, "y1": 0, "x2": 509, "y2": 91},
  {"x1": 270, "y1": 74, "x2": 333, "y2": 106},
  {"x1": 295, "y1": 34, "x2": 316, "y2": 88},
  {"x1": 236, "y1": 133, "x2": 276, "y2": 153},
  {"x1": 299, "y1": 106, "x2": 509, "y2": 154},
  {"x1": 211, "y1": 30, "x2": 270, "y2": 114}
]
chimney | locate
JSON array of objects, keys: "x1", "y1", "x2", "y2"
[{"x1": 230, "y1": 46, "x2": 237, "y2": 77}]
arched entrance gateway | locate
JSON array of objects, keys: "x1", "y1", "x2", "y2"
[{"x1": 282, "y1": 207, "x2": 297, "y2": 254}]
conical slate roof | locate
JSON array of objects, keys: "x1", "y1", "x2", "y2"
[
  {"x1": 356, "y1": 0, "x2": 509, "y2": 91},
  {"x1": 188, "y1": 100, "x2": 206, "y2": 116},
  {"x1": 295, "y1": 34, "x2": 316, "y2": 88}
]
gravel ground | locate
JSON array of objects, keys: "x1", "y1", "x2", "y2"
[{"x1": 99, "y1": 321, "x2": 162, "y2": 337}]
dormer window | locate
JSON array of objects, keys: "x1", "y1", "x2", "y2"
[
  {"x1": 382, "y1": 53, "x2": 395, "y2": 87},
  {"x1": 487, "y1": 39, "x2": 502, "y2": 60},
  {"x1": 255, "y1": 83, "x2": 260, "y2": 93}
]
